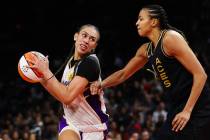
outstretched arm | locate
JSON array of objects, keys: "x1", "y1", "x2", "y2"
[{"x1": 101, "y1": 43, "x2": 148, "y2": 89}]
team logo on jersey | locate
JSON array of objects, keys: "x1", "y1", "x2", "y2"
[{"x1": 67, "y1": 66, "x2": 75, "y2": 81}]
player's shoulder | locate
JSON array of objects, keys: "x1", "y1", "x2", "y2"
[
  {"x1": 81, "y1": 54, "x2": 100, "y2": 68},
  {"x1": 84, "y1": 54, "x2": 99, "y2": 64},
  {"x1": 86, "y1": 54, "x2": 98, "y2": 60},
  {"x1": 164, "y1": 30, "x2": 184, "y2": 43},
  {"x1": 136, "y1": 42, "x2": 150, "y2": 57},
  {"x1": 137, "y1": 42, "x2": 150, "y2": 51}
]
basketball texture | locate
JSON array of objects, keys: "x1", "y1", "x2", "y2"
[{"x1": 18, "y1": 51, "x2": 45, "y2": 83}]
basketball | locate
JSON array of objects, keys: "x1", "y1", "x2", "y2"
[{"x1": 18, "y1": 51, "x2": 45, "y2": 83}]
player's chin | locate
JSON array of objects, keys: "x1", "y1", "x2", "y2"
[
  {"x1": 78, "y1": 49, "x2": 90, "y2": 55},
  {"x1": 138, "y1": 31, "x2": 145, "y2": 37}
]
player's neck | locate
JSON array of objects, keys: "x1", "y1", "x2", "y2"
[
  {"x1": 74, "y1": 52, "x2": 81, "y2": 60},
  {"x1": 148, "y1": 29, "x2": 162, "y2": 48}
]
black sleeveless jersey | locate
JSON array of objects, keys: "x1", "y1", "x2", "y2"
[{"x1": 146, "y1": 30, "x2": 210, "y2": 123}]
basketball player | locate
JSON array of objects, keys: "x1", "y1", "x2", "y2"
[
  {"x1": 90, "y1": 5, "x2": 210, "y2": 140},
  {"x1": 29, "y1": 24, "x2": 109, "y2": 140}
]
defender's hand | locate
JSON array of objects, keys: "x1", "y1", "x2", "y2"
[
  {"x1": 172, "y1": 110, "x2": 191, "y2": 132},
  {"x1": 90, "y1": 81, "x2": 102, "y2": 95}
]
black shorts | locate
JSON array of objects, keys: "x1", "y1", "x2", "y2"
[{"x1": 156, "y1": 119, "x2": 210, "y2": 140}]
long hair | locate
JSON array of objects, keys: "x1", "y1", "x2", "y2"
[{"x1": 142, "y1": 5, "x2": 187, "y2": 39}]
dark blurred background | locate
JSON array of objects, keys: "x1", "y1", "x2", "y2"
[
  {"x1": 0, "y1": 0, "x2": 209, "y2": 80},
  {"x1": 0, "y1": 0, "x2": 210, "y2": 140}
]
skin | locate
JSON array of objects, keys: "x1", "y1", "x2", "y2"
[
  {"x1": 91, "y1": 8, "x2": 207, "y2": 132},
  {"x1": 59, "y1": 130, "x2": 80, "y2": 140},
  {"x1": 29, "y1": 26, "x2": 100, "y2": 140}
]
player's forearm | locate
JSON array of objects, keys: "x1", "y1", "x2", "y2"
[
  {"x1": 183, "y1": 72, "x2": 207, "y2": 113},
  {"x1": 101, "y1": 70, "x2": 127, "y2": 88},
  {"x1": 40, "y1": 70, "x2": 76, "y2": 104}
]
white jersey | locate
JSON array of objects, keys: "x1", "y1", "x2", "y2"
[{"x1": 61, "y1": 54, "x2": 108, "y2": 133}]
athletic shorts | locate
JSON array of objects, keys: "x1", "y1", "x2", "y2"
[{"x1": 58, "y1": 116, "x2": 108, "y2": 140}]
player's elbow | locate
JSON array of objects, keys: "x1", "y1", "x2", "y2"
[
  {"x1": 201, "y1": 68, "x2": 207, "y2": 81},
  {"x1": 118, "y1": 70, "x2": 127, "y2": 82},
  {"x1": 63, "y1": 88, "x2": 83, "y2": 105},
  {"x1": 63, "y1": 99, "x2": 73, "y2": 105},
  {"x1": 58, "y1": 89, "x2": 74, "y2": 105},
  {"x1": 203, "y1": 71, "x2": 207, "y2": 82},
  {"x1": 62, "y1": 94, "x2": 75, "y2": 105},
  {"x1": 196, "y1": 70, "x2": 207, "y2": 83}
]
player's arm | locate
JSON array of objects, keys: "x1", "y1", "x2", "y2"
[
  {"x1": 29, "y1": 55, "x2": 90, "y2": 105},
  {"x1": 40, "y1": 56, "x2": 98, "y2": 105},
  {"x1": 163, "y1": 30, "x2": 207, "y2": 131},
  {"x1": 164, "y1": 30, "x2": 207, "y2": 114},
  {"x1": 41, "y1": 71, "x2": 88, "y2": 105},
  {"x1": 101, "y1": 43, "x2": 148, "y2": 89}
]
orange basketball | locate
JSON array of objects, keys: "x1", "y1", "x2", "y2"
[{"x1": 18, "y1": 51, "x2": 45, "y2": 83}]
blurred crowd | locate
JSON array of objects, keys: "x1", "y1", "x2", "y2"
[{"x1": 0, "y1": 80, "x2": 59, "y2": 140}]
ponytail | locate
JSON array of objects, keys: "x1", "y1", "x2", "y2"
[{"x1": 143, "y1": 4, "x2": 187, "y2": 40}]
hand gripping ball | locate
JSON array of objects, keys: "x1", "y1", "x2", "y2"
[{"x1": 18, "y1": 51, "x2": 45, "y2": 83}]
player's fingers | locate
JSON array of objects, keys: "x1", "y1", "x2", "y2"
[
  {"x1": 172, "y1": 116, "x2": 180, "y2": 131},
  {"x1": 25, "y1": 65, "x2": 35, "y2": 69},
  {"x1": 90, "y1": 85, "x2": 95, "y2": 94},
  {"x1": 90, "y1": 84, "x2": 97, "y2": 95},
  {"x1": 175, "y1": 119, "x2": 185, "y2": 132},
  {"x1": 26, "y1": 59, "x2": 35, "y2": 65},
  {"x1": 172, "y1": 115, "x2": 178, "y2": 126},
  {"x1": 179, "y1": 120, "x2": 188, "y2": 131}
]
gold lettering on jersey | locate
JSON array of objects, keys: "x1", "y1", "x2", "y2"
[
  {"x1": 160, "y1": 72, "x2": 168, "y2": 80},
  {"x1": 164, "y1": 80, "x2": 171, "y2": 88},
  {"x1": 155, "y1": 58, "x2": 171, "y2": 88},
  {"x1": 157, "y1": 65, "x2": 164, "y2": 73},
  {"x1": 156, "y1": 57, "x2": 162, "y2": 64}
]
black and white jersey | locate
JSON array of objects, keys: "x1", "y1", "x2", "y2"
[{"x1": 61, "y1": 54, "x2": 108, "y2": 132}]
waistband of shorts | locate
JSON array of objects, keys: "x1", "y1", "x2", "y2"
[{"x1": 77, "y1": 122, "x2": 108, "y2": 133}]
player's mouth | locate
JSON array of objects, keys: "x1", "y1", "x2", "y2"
[{"x1": 80, "y1": 44, "x2": 88, "y2": 51}]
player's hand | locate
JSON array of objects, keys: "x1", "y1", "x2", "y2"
[
  {"x1": 27, "y1": 54, "x2": 49, "y2": 72},
  {"x1": 172, "y1": 110, "x2": 191, "y2": 132},
  {"x1": 26, "y1": 55, "x2": 52, "y2": 81},
  {"x1": 90, "y1": 81, "x2": 102, "y2": 95}
]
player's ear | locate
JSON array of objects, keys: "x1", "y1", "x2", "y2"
[
  {"x1": 74, "y1": 33, "x2": 79, "y2": 41},
  {"x1": 151, "y1": 18, "x2": 159, "y2": 27}
]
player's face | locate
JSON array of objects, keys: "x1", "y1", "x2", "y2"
[
  {"x1": 74, "y1": 26, "x2": 99, "y2": 56},
  {"x1": 136, "y1": 9, "x2": 154, "y2": 37}
]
